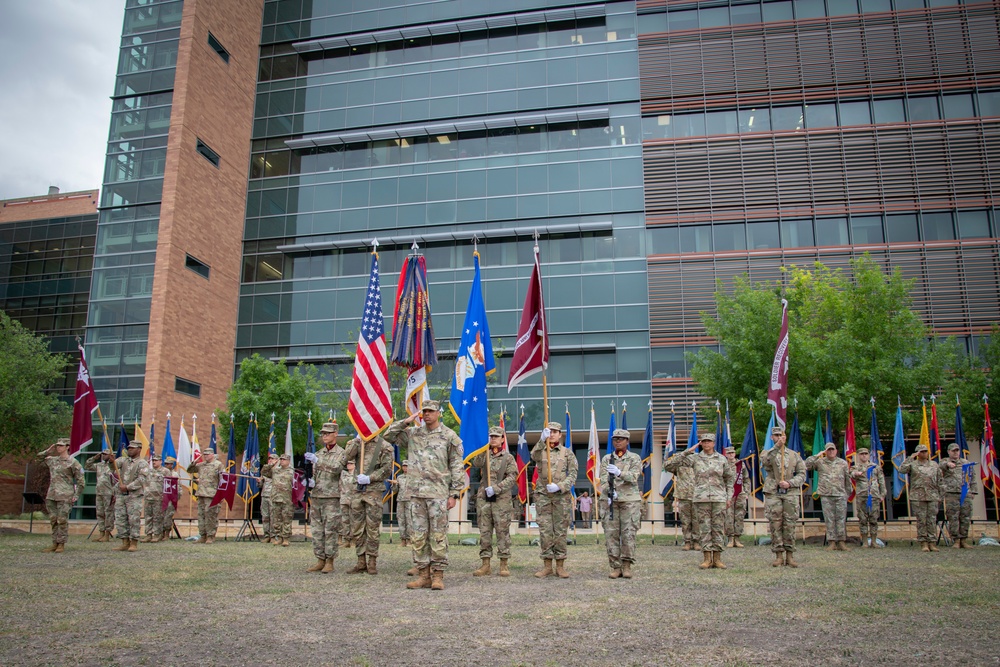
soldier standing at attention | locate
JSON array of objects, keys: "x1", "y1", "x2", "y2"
[
  {"x1": 188, "y1": 448, "x2": 223, "y2": 543},
  {"x1": 85, "y1": 448, "x2": 115, "y2": 542},
  {"x1": 262, "y1": 453, "x2": 294, "y2": 547},
  {"x1": 470, "y1": 426, "x2": 518, "y2": 577},
  {"x1": 940, "y1": 442, "x2": 977, "y2": 549},
  {"x1": 260, "y1": 452, "x2": 277, "y2": 543},
  {"x1": 850, "y1": 447, "x2": 886, "y2": 547},
  {"x1": 530, "y1": 421, "x2": 579, "y2": 579},
  {"x1": 391, "y1": 460, "x2": 413, "y2": 547},
  {"x1": 385, "y1": 400, "x2": 465, "y2": 591},
  {"x1": 805, "y1": 442, "x2": 853, "y2": 551},
  {"x1": 724, "y1": 446, "x2": 750, "y2": 548},
  {"x1": 760, "y1": 427, "x2": 807, "y2": 567},
  {"x1": 674, "y1": 433, "x2": 734, "y2": 570},
  {"x1": 600, "y1": 428, "x2": 642, "y2": 578},
  {"x1": 898, "y1": 443, "x2": 942, "y2": 552},
  {"x1": 139, "y1": 454, "x2": 167, "y2": 542},
  {"x1": 38, "y1": 438, "x2": 85, "y2": 553},
  {"x1": 113, "y1": 440, "x2": 148, "y2": 552},
  {"x1": 305, "y1": 420, "x2": 344, "y2": 573},
  {"x1": 161, "y1": 456, "x2": 178, "y2": 540},
  {"x1": 339, "y1": 460, "x2": 357, "y2": 548},
  {"x1": 664, "y1": 448, "x2": 697, "y2": 551},
  {"x1": 343, "y1": 431, "x2": 393, "y2": 575}
]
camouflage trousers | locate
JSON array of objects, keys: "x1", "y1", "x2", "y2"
[
  {"x1": 677, "y1": 499, "x2": 696, "y2": 543},
  {"x1": 95, "y1": 493, "x2": 114, "y2": 533},
  {"x1": 270, "y1": 500, "x2": 294, "y2": 540},
  {"x1": 46, "y1": 499, "x2": 72, "y2": 544},
  {"x1": 115, "y1": 493, "x2": 143, "y2": 539},
  {"x1": 945, "y1": 494, "x2": 972, "y2": 541},
  {"x1": 476, "y1": 496, "x2": 512, "y2": 559},
  {"x1": 397, "y1": 500, "x2": 411, "y2": 541},
  {"x1": 695, "y1": 501, "x2": 727, "y2": 552},
  {"x1": 725, "y1": 499, "x2": 747, "y2": 538},
  {"x1": 309, "y1": 497, "x2": 340, "y2": 559},
  {"x1": 351, "y1": 492, "x2": 383, "y2": 557},
  {"x1": 536, "y1": 491, "x2": 572, "y2": 561},
  {"x1": 197, "y1": 496, "x2": 221, "y2": 538},
  {"x1": 912, "y1": 500, "x2": 938, "y2": 543},
  {"x1": 604, "y1": 500, "x2": 641, "y2": 566},
  {"x1": 819, "y1": 496, "x2": 848, "y2": 542},
  {"x1": 163, "y1": 500, "x2": 176, "y2": 537},
  {"x1": 410, "y1": 497, "x2": 450, "y2": 571},
  {"x1": 340, "y1": 498, "x2": 353, "y2": 540},
  {"x1": 261, "y1": 494, "x2": 272, "y2": 538},
  {"x1": 764, "y1": 493, "x2": 800, "y2": 552},
  {"x1": 143, "y1": 495, "x2": 164, "y2": 537},
  {"x1": 854, "y1": 498, "x2": 882, "y2": 539}
]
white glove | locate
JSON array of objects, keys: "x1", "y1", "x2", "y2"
[
  {"x1": 613, "y1": 491, "x2": 619, "y2": 500},
  {"x1": 356, "y1": 474, "x2": 370, "y2": 485},
  {"x1": 541, "y1": 428, "x2": 551, "y2": 440},
  {"x1": 307, "y1": 478, "x2": 315, "y2": 488},
  {"x1": 304, "y1": 452, "x2": 318, "y2": 463},
  {"x1": 485, "y1": 486, "x2": 495, "y2": 498},
  {"x1": 545, "y1": 483, "x2": 560, "y2": 493},
  {"x1": 608, "y1": 497, "x2": 614, "y2": 506},
  {"x1": 607, "y1": 464, "x2": 621, "y2": 476}
]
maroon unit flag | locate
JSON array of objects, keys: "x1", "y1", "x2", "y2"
[
  {"x1": 210, "y1": 471, "x2": 237, "y2": 509},
  {"x1": 293, "y1": 469, "x2": 307, "y2": 508},
  {"x1": 766, "y1": 299, "x2": 790, "y2": 429},
  {"x1": 507, "y1": 244, "x2": 548, "y2": 392},
  {"x1": 162, "y1": 477, "x2": 179, "y2": 512},
  {"x1": 733, "y1": 459, "x2": 744, "y2": 500},
  {"x1": 70, "y1": 345, "x2": 99, "y2": 457}
]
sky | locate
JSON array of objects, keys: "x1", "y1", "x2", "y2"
[{"x1": 0, "y1": 1, "x2": 126, "y2": 200}]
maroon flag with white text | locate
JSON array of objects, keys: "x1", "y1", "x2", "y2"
[
  {"x1": 210, "y1": 471, "x2": 237, "y2": 509},
  {"x1": 162, "y1": 477, "x2": 179, "y2": 512},
  {"x1": 507, "y1": 244, "x2": 548, "y2": 392},
  {"x1": 70, "y1": 346, "x2": 99, "y2": 456},
  {"x1": 293, "y1": 469, "x2": 307, "y2": 509},
  {"x1": 766, "y1": 299, "x2": 789, "y2": 430}
]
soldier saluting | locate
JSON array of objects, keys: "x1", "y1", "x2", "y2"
[
  {"x1": 38, "y1": 438, "x2": 84, "y2": 553},
  {"x1": 530, "y1": 421, "x2": 578, "y2": 579}
]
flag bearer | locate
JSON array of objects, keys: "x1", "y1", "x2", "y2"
[
  {"x1": 530, "y1": 421, "x2": 578, "y2": 579},
  {"x1": 940, "y1": 442, "x2": 977, "y2": 549},
  {"x1": 470, "y1": 426, "x2": 517, "y2": 577},
  {"x1": 260, "y1": 452, "x2": 277, "y2": 543},
  {"x1": 343, "y1": 431, "x2": 394, "y2": 575},
  {"x1": 113, "y1": 440, "x2": 148, "y2": 552},
  {"x1": 600, "y1": 428, "x2": 642, "y2": 578},
  {"x1": 305, "y1": 420, "x2": 344, "y2": 573},
  {"x1": 850, "y1": 448, "x2": 886, "y2": 547},
  {"x1": 84, "y1": 448, "x2": 115, "y2": 542},
  {"x1": 188, "y1": 449, "x2": 223, "y2": 543},
  {"x1": 724, "y1": 446, "x2": 750, "y2": 548},
  {"x1": 140, "y1": 454, "x2": 167, "y2": 542},
  {"x1": 161, "y1": 456, "x2": 178, "y2": 540},
  {"x1": 38, "y1": 438, "x2": 84, "y2": 553},
  {"x1": 760, "y1": 427, "x2": 807, "y2": 567}
]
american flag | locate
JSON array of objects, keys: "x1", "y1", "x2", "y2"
[
  {"x1": 348, "y1": 251, "x2": 393, "y2": 441},
  {"x1": 982, "y1": 399, "x2": 1000, "y2": 494}
]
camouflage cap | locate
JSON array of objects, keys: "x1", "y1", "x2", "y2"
[
  {"x1": 203, "y1": 449, "x2": 216, "y2": 456},
  {"x1": 126, "y1": 439, "x2": 141, "y2": 449},
  {"x1": 771, "y1": 426, "x2": 785, "y2": 436},
  {"x1": 151, "y1": 454, "x2": 161, "y2": 461},
  {"x1": 319, "y1": 421, "x2": 338, "y2": 433},
  {"x1": 401, "y1": 460, "x2": 410, "y2": 466},
  {"x1": 698, "y1": 433, "x2": 715, "y2": 442},
  {"x1": 612, "y1": 428, "x2": 630, "y2": 439},
  {"x1": 824, "y1": 442, "x2": 837, "y2": 451},
  {"x1": 546, "y1": 421, "x2": 563, "y2": 432},
  {"x1": 948, "y1": 442, "x2": 960, "y2": 451},
  {"x1": 724, "y1": 446, "x2": 736, "y2": 453},
  {"x1": 279, "y1": 453, "x2": 290, "y2": 460},
  {"x1": 421, "y1": 400, "x2": 442, "y2": 412},
  {"x1": 488, "y1": 426, "x2": 505, "y2": 437},
  {"x1": 856, "y1": 447, "x2": 870, "y2": 455},
  {"x1": 915, "y1": 444, "x2": 930, "y2": 453},
  {"x1": 268, "y1": 452, "x2": 279, "y2": 459},
  {"x1": 164, "y1": 456, "x2": 177, "y2": 464},
  {"x1": 55, "y1": 437, "x2": 71, "y2": 447}
]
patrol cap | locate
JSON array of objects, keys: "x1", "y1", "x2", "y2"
[
  {"x1": 948, "y1": 442, "x2": 960, "y2": 452},
  {"x1": 612, "y1": 428, "x2": 630, "y2": 439},
  {"x1": 320, "y1": 421, "x2": 338, "y2": 433},
  {"x1": 488, "y1": 426, "x2": 505, "y2": 437},
  {"x1": 698, "y1": 433, "x2": 715, "y2": 443},
  {"x1": 151, "y1": 454, "x2": 161, "y2": 461},
  {"x1": 401, "y1": 460, "x2": 410, "y2": 466},
  {"x1": 55, "y1": 437, "x2": 71, "y2": 447},
  {"x1": 915, "y1": 444, "x2": 930, "y2": 453},
  {"x1": 421, "y1": 400, "x2": 442, "y2": 412},
  {"x1": 279, "y1": 453, "x2": 290, "y2": 460},
  {"x1": 204, "y1": 448, "x2": 216, "y2": 455},
  {"x1": 771, "y1": 426, "x2": 785, "y2": 437},
  {"x1": 268, "y1": 452, "x2": 278, "y2": 460},
  {"x1": 856, "y1": 447, "x2": 869, "y2": 455},
  {"x1": 724, "y1": 446, "x2": 736, "y2": 453},
  {"x1": 824, "y1": 442, "x2": 837, "y2": 452},
  {"x1": 164, "y1": 456, "x2": 177, "y2": 464},
  {"x1": 126, "y1": 440, "x2": 141, "y2": 449},
  {"x1": 546, "y1": 421, "x2": 563, "y2": 432}
]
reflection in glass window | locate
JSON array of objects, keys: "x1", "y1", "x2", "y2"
[
  {"x1": 942, "y1": 94, "x2": 974, "y2": 119},
  {"x1": 706, "y1": 110, "x2": 738, "y2": 135},
  {"x1": 730, "y1": 3, "x2": 762, "y2": 25},
  {"x1": 796, "y1": 0, "x2": 826, "y2": 18},
  {"x1": 850, "y1": 216, "x2": 884, "y2": 244},
  {"x1": 828, "y1": 0, "x2": 860, "y2": 15},
  {"x1": 805, "y1": 103, "x2": 837, "y2": 129},
  {"x1": 739, "y1": 108, "x2": 770, "y2": 132},
  {"x1": 886, "y1": 214, "x2": 920, "y2": 242},
  {"x1": 921, "y1": 212, "x2": 955, "y2": 240},
  {"x1": 978, "y1": 91, "x2": 1000, "y2": 117},
  {"x1": 747, "y1": 221, "x2": 779, "y2": 249},
  {"x1": 700, "y1": 7, "x2": 730, "y2": 28},
  {"x1": 816, "y1": 218, "x2": 849, "y2": 246},
  {"x1": 763, "y1": 1, "x2": 794, "y2": 21},
  {"x1": 839, "y1": 101, "x2": 871, "y2": 126},
  {"x1": 771, "y1": 105, "x2": 804, "y2": 130},
  {"x1": 669, "y1": 10, "x2": 699, "y2": 31},
  {"x1": 651, "y1": 347, "x2": 685, "y2": 379},
  {"x1": 672, "y1": 114, "x2": 706, "y2": 138},
  {"x1": 957, "y1": 210, "x2": 991, "y2": 238},
  {"x1": 780, "y1": 219, "x2": 814, "y2": 247},
  {"x1": 680, "y1": 225, "x2": 712, "y2": 253},
  {"x1": 907, "y1": 97, "x2": 940, "y2": 121},
  {"x1": 713, "y1": 224, "x2": 747, "y2": 251},
  {"x1": 873, "y1": 98, "x2": 905, "y2": 123},
  {"x1": 862, "y1": 0, "x2": 892, "y2": 9},
  {"x1": 649, "y1": 226, "x2": 679, "y2": 254}
]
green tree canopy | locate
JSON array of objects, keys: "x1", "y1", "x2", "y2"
[{"x1": 0, "y1": 311, "x2": 72, "y2": 456}]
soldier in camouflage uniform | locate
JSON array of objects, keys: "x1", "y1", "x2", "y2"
[
  {"x1": 261, "y1": 453, "x2": 294, "y2": 546},
  {"x1": 85, "y1": 449, "x2": 115, "y2": 542},
  {"x1": 805, "y1": 442, "x2": 853, "y2": 551},
  {"x1": 760, "y1": 427, "x2": 807, "y2": 567},
  {"x1": 850, "y1": 447, "x2": 886, "y2": 547},
  {"x1": 343, "y1": 433, "x2": 393, "y2": 575},
  {"x1": 674, "y1": 433, "x2": 735, "y2": 569},
  {"x1": 140, "y1": 455, "x2": 167, "y2": 542},
  {"x1": 38, "y1": 438, "x2": 85, "y2": 553},
  {"x1": 188, "y1": 448, "x2": 223, "y2": 543},
  {"x1": 305, "y1": 420, "x2": 344, "y2": 573},
  {"x1": 941, "y1": 442, "x2": 978, "y2": 549},
  {"x1": 898, "y1": 443, "x2": 943, "y2": 551},
  {"x1": 113, "y1": 441, "x2": 148, "y2": 552},
  {"x1": 390, "y1": 461, "x2": 412, "y2": 546},
  {"x1": 530, "y1": 421, "x2": 579, "y2": 579},
  {"x1": 724, "y1": 446, "x2": 750, "y2": 548},
  {"x1": 340, "y1": 460, "x2": 357, "y2": 547},
  {"x1": 600, "y1": 428, "x2": 643, "y2": 578},
  {"x1": 260, "y1": 452, "x2": 277, "y2": 543},
  {"x1": 470, "y1": 426, "x2": 517, "y2": 577},
  {"x1": 664, "y1": 451, "x2": 697, "y2": 550},
  {"x1": 161, "y1": 456, "x2": 178, "y2": 540},
  {"x1": 385, "y1": 400, "x2": 465, "y2": 591}
]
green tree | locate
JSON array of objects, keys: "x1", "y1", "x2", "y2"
[{"x1": 0, "y1": 311, "x2": 72, "y2": 456}]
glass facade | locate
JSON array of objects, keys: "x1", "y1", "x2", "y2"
[
  {"x1": 87, "y1": 0, "x2": 183, "y2": 421},
  {"x1": 241, "y1": 0, "x2": 650, "y2": 429}
]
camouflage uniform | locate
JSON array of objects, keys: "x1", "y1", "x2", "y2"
[
  {"x1": 663, "y1": 455, "x2": 696, "y2": 547},
  {"x1": 725, "y1": 462, "x2": 751, "y2": 541},
  {"x1": 898, "y1": 451, "x2": 942, "y2": 545},
  {"x1": 850, "y1": 454, "x2": 886, "y2": 544},
  {"x1": 760, "y1": 446, "x2": 807, "y2": 554},
  {"x1": 395, "y1": 470, "x2": 412, "y2": 542},
  {"x1": 599, "y1": 449, "x2": 643, "y2": 569},
  {"x1": 260, "y1": 473, "x2": 273, "y2": 541},
  {"x1": 470, "y1": 448, "x2": 517, "y2": 560},
  {"x1": 141, "y1": 463, "x2": 168, "y2": 539},
  {"x1": 940, "y1": 450, "x2": 977, "y2": 543},
  {"x1": 344, "y1": 436, "x2": 394, "y2": 559},
  {"x1": 261, "y1": 462, "x2": 294, "y2": 541},
  {"x1": 188, "y1": 458, "x2": 224, "y2": 539},
  {"x1": 675, "y1": 446, "x2": 734, "y2": 553},
  {"x1": 530, "y1": 435, "x2": 579, "y2": 563},
  {"x1": 309, "y1": 442, "x2": 345, "y2": 562},
  {"x1": 340, "y1": 468, "x2": 356, "y2": 543},
  {"x1": 115, "y1": 452, "x2": 148, "y2": 540},
  {"x1": 804, "y1": 451, "x2": 852, "y2": 543},
  {"x1": 84, "y1": 453, "x2": 115, "y2": 534},
  {"x1": 39, "y1": 450, "x2": 84, "y2": 546},
  {"x1": 385, "y1": 418, "x2": 465, "y2": 572}
]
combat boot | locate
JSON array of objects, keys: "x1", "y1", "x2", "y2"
[
  {"x1": 91, "y1": 531, "x2": 103, "y2": 543},
  {"x1": 113, "y1": 538, "x2": 130, "y2": 552},
  {"x1": 534, "y1": 559, "x2": 553, "y2": 578},
  {"x1": 921, "y1": 542, "x2": 931, "y2": 552},
  {"x1": 733, "y1": 538, "x2": 744, "y2": 548},
  {"x1": 321, "y1": 557, "x2": 335, "y2": 574},
  {"x1": 206, "y1": 536, "x2": 216, "y2": 545},
  {"x1": 406, "y1": 565, "x2": 421, "y2": 576},
  {"x1": 473, "y1": 557, "x2": 491, "y2": 577},
  {"x1": 621, "y1": 562, "x2": 633, "y2": 579},
  {"x1": 712, "y1": 552, "x2": 726, "y2": 569},
  {"x1": 127, "y1": 539, "x2": 138, "y2": 552},
  {"x1": 555, "y1": 559, "x2": 570, "y2": 578},
  {"x1": 952, "y1": 539, "x2": 961, "y2": 549},
  {"x1": 98, "y1": 531, "x2": 111, "y2": 542},
  {"x1": 262, "y1": 537, "x2": 271, "y2": 544},
  {"x1": 826, "y1": 541, "x2": 837, "y2": 551},
  {"x1": 784, "y1": 552, "x2": 799, "y2": 568},
  {"x1": 699, "y1": 551, "x2": 713, "y2": 569},
  {"x1": 273, "y1": 538, "x2": 282, "y2": 546},
  {"x1": 682, "y1": 541, "x2": 692, "y2": 551},
  {"x1": 771, "y1": 552, "x2": 784, "y2": 567},
  {"x1": 281, "y1": 539, "x2": 289, "y2": 547},
  {"x1": 608, "y1": 558, "x2": 622, "y2": 578},
  {"x1": 928, "y1": 542, "x2": 939, "y2": 552},
  {"x1": 960, "y1": 539, "x2": 974, "y2": 549},
  {"x1": 430, "y1": 569, "x2": 445, "y2": 590},
  {"x1": 498, "y1": 559, "x2": 510, "y2": 577},
  {"x1": 839, "y1": 541, "x2": 851, "y2": 552},
  {"x1": 692, "y1": 541, "x2": 701, "y2": 551},
  {"x1": 42, "y1": 542, "x2": 58, "y2": 553},
  {"x1": 347, "y1": 556, "x2": 368, "y2": 574},
  {"x1": 139, "y1": 535, "x2": 152, "y2": 543},
  {"x1": 307, "y1": 558, "x2": 326, "y2": 573},
  {"x1": 197, "y1": 535, "x2": 207, "y2": 544},
  {"x1": 53, "y1": 543, "x2": 64, "y2": 553},
  {"x1": 366, "y1": 556, "x2": 378, "y2": 575},
  {"x1": 161, "y1": 530, "x2": 170, "y2": 541},
  {"x1": 407, "y1": 567, "x2": 431, "y2": 589}
]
